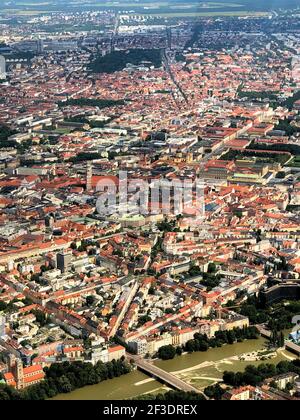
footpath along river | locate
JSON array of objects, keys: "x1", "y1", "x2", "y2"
[{"x1": 52, "y1": 335, "x2": 298, "y2": 400}]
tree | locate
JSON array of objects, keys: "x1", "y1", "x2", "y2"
[
  {"x1": 33, "y1": 310, "x2": 48, "y2": 327},
  {"x1": 0, "y1": 301, "x2": 7, "y2": 311},
  {"x1": 113, "y1": 249, "x2": 123, "y2": 257},
  {"x1": 148, "y1": 286, "x2": 156, "y2": 295},
  {"x1": 223, "y1": 359, "x2": 300, "y2": 389},
  {"x1": 89, "y1": 49, "x2": 162, "y2": 74},
  {"x1": 223, "y1": 371, "x2": 237, "y2": 386},
  {"x1": 207, "y1": 263, "x2": 217, "y2": 273},
  {"x1": 185, "y1": 340, "x2": 196, "y2": 353},
  {"x1": 165, "y1": 308, "x2": 174, "y2": 314},
  {"x1": 157, "y1": 345, "x2": 176, "y2": 360},
  {"x1": 276, "y1": 361, "x2": 291, "y2": 375},
  {"x1": 137, "y1": 315, "x2": 151, "y2": 327},
  {"x1": 86, "y1": 295, "x2": 96, "y2": 306},
  {"x1": 0, "y1": 359, "x2": 132, "y2": 400},
  {"x1": 269, "y1": 380, "x2": 278, "y2": 389},
  {"x1": 0, "y1": 124, "x2": 17, "y2": 148},
  {"x1": 31, "y1": 273, "x2": 40, "y2": 283},
  {"x1": 138, "y1": 390, "x2": 206, "y2": 401},
  {"x1": 0, "y1": 388, "x2": 10, "y2": 400},
  {"x1": 285, "y1": 382, "x2": 294, "y2": 392},
  {"x1": 226, "y1": 330, "x2": 236, "y2": 345},
  {"x1": 279, "y1": 332, "x2": 285, "y2": 348},
  {"x1": 59, "y1": 98, "x2": 125, "y2": 109},
  {"x1": 198, "y1": 340, "x2": 209, "y2": 352},
  {"x1": 57, "y1": 375, "x2": 73, "y2": 393},
  {"x1": 176, "y1": 346, "x2": 183, "y2": 356},
  {"x1": 204, "y1": 384, "x2": 224, "y2": 400}
]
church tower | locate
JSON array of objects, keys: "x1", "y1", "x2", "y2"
[
  {"x1": 86, "y1": 162, "x2": 93, "y2": 192},
  {"x1": 15, "y1": 359, "x2": 24, "y2": 390},
  {"x1": 8, "y1": 353, "x2": 16, "y2": 370}
]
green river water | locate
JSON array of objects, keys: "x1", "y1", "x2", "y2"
[{"x1": 52, "y1": 334, "x2": 298, "y2": 400}]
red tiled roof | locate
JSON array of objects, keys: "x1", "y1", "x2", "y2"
[
  {"x1": 24, "y1": 372, "x2": 45, "y2": 384},
  {"x1": 24, "y1": 364, "x2": 43, "y2": 375},
  {"x1": 108, "y1": 345, "x2": 125, "y2": 353}
]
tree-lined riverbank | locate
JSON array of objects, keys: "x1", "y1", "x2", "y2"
[{"x1": 53, "y1": 337, "x2": 296, "y2": 400}]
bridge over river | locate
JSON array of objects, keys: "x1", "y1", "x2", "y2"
[{"x1": 127, "y1": 354, "x2": 209, "y2": 400}]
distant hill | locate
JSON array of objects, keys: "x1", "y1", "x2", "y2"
[{"x1": 0, "y1": 0, "x2": 298, "y2": 14}]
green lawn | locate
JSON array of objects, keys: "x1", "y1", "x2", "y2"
[{"x1": 137, "y1": 11, "x2": 269, "y2": 17}]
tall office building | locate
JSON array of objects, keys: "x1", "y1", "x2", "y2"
[
  {"x1": 0, "y1": 55, "x2": 6, "y2": 79},
  {"x1": 57, "y1": 250, "x2": 72, "y2": 273},
  {"x1": 0, "y1": 314, "x2": 6, "y2": 337},
  {"x1": 37, "y1": 38, "x2": 44, "y2": 54}
]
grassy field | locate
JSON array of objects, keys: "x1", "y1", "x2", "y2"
[
  {"x1": 13, "y1": 1, "x2": 50, "y2": 5},
  {"x1": 0, "y1": 9, "x2": 53, "y2": 15},
  {"x1": 0, "y1": 0, "x2": 295, "y2": 18},
  {"x1": 0, "y1": 1, "x2": 273, "y2": 17},
  {"x1": 137, "y1": 11, "x2": 269, "y2": 17},
  {"x1": 1, "y1": 1, "x2": 243, "y2": 6},
  {"x1": 91, "y1": 1, "x2": 244, "y2": 7},
  {"x1": 0, "y1": 9, "x2": 269, "y2": 18}
]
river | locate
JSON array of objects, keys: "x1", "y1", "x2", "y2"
[{"x1": 52, "y1": 335, "x2": 298, "y2": 400}]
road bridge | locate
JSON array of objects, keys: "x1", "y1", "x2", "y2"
[{"x1": 127, "y1": 354, "x2": 208, "y2": 399}]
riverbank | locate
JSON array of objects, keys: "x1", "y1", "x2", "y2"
[
  {"x1": 154, "y1": 338, "x2": 296, "y2": 391},
  {"x1": 0, "y1": 359, "x2": 132, "y2": 401},
  {"x1": 166, "y1": 348, "x2": 295, "y2": 391},
  {"x1": 52, "y1": 337, "x2": 297, "y2": 400}
]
